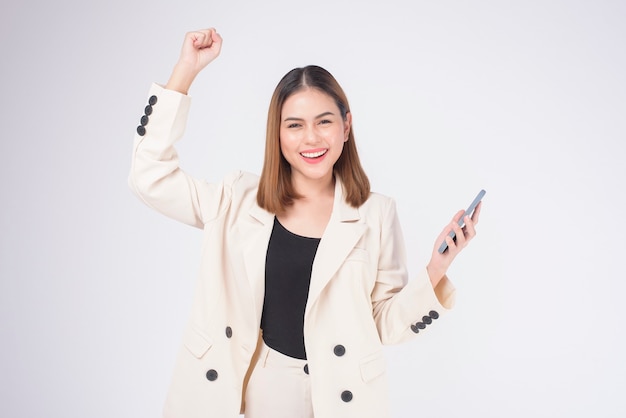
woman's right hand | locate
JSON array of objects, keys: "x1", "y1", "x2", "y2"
[{"x1": 166, "y1": 28, "x2": 223, "y2": 94}]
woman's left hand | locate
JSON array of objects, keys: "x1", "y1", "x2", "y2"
[{"x1": 426, "y1": 202, "x2": 481, "y2": 287}]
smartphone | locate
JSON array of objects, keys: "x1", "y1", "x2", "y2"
[{"x1": 437, "y1": 189, "x2": 486, "y2": 254}]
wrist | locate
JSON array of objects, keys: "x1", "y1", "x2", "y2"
[
  {"x1": 166, "y1": 63, "x2": 198, "y2": 94},
  {"x1": 426, "y1": 263, "x2": 445, "y2": 288}
]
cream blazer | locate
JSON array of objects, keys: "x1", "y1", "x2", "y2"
[{"x1": 129, "y1": 84, "x2": 456, "y2": 418}]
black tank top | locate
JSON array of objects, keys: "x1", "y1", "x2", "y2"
[{"x1": 260, "y1": 217, "x2": 321, "y2": 360}]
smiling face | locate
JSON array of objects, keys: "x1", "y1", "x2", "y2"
[
  {"x1": 279, "y1": 88, "x2": 351, "y2": 189},
  {"x1": 257, "y1": 65, "x2": 369, "y2": 214}
]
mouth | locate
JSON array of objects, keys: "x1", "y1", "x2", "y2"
[{"x1": 300, "y1": 149, "x2": 328, "y2": 159}]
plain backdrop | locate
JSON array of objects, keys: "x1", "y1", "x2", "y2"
[{"x1": 1, "y1": 0, "x2": 625, "y2": 417}]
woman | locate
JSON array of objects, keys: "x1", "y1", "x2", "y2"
[{"x1": 129, "y1": 28, "x2": 480, "y2": 418}]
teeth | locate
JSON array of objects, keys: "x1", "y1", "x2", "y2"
[{"x1": 301, "y1": 150, "x2": 327, "y2": 158}]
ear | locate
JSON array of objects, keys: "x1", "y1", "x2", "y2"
[{"x1": 344, "y1": 111, "x2": 352, "y2": 142}]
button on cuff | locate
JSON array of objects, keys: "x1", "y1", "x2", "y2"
[{"x1": 136, "y1": 95, "x2": 158, "y2": 137}]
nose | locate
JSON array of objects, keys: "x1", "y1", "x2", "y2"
[{"x1": 304, "y1": 125, "x2": 321, "y2": 145}]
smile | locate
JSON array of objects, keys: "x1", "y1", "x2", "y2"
[{"x1": 300, "y1": 149, "x2": 328, "y2": 158}]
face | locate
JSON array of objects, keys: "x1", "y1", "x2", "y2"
[{"x1": 279, "y1": 88, "x2": 351, "y2": 187}]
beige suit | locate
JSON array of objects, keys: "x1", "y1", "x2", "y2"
[{"x1": 129, "y1": 84, "x2": 456, "y2": 418}]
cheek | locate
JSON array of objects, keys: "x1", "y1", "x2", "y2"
[
  {"x1": 279, "y1": 131, "x2": 291, "y2": 151},
  {"x1": 279, "y1": 133, "x2": 298, "y2": 162},
  {"x1": 329, "y1": 126, "x2": 348, "y2": 145},
  {"x1": 279, "y1": 126, "x2": 299, "y2": 142}
]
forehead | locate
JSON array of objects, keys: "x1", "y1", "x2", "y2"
[{"x1": 281, "y1": 88, "x2": 337, "y2": 116}]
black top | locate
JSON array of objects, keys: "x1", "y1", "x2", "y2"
[{"x1": 261, "y1": 217, "x2": 321, "y2": 360}]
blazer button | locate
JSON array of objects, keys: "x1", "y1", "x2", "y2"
[
  {"x1": 415, "y1": 322, "x2": 426, "y2": 330},
  {"x1": 422, "y1": 315, "x2": 433, "y2": 325},
  {"x1": 341, "y1": 390, "x2": 353, "y2": 402},
  {"x1": 206, "y1": 369, "x2": 218, "y2": 381},
  {"x1": 304, "y1": 364, "x2": 309, "y2": 375},
  {"x1": 429, "y1": 310, "x2": 440, "y2": 320},
  {"x1": 411, "y1": 324, "x2": 420, "y2": 334},
  {"x1": 148, "y1": 95, "x2": 158, "y2": 106},
  {"x1": 136, "y1": 125, "x2": 146, "y2": 136},
  {"x1": 140, "y1": 115, "x2": 149, "y2": 126},
  {"x1": 225, "y1": 326, "x2": 233, "y2": 338},
  {"x1": 333, "y1": 345, "x2": 346, "y2": 357},
  {"x1": 144, "y1": 104, "x2": 153, "y2": 116}
]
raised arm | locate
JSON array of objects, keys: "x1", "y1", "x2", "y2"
[{"x1": 128, "y1": 28, "x2": 229, "y2": 228}]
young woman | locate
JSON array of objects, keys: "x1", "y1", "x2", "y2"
[{"x1": 129, "y1": 28, "x2": 480, "y2": 418}]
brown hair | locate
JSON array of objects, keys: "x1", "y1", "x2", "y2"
[{"x1": 257, "y1": 65, "x2": 370, "y2": 214}]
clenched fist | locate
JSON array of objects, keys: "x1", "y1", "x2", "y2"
[{"x1": 166, "y1": 28, "x2": 223, "y2": 94}]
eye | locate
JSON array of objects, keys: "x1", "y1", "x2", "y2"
[
  {"x1": 319, "y1": 119, "x2": 332, "y2": 125},
  {"x1": 287, "y1": 122, "x2": 301, "y2": 128}
]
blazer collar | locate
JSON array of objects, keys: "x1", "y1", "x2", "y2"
[
  {"x1": 306, "y1": 176, "x2": 366, "y2": 316},
  {"x1": 248, "y1": 201, "x2": 274, "y2": 226},
  {"x1": 241, "y1": 175, "x2": 366, "y2": 322},
  {"x1": 246, "y1": 175, "x2": 360, "y2": 225},
  {"x1": 239, "y1": 202, "x2": 273, "y2": 325},
  {"x1": 332, "y1": 175, "x2": 361, "y2": 222}
]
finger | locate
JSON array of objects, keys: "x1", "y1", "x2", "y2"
[
  {"x1": 192, "y1": 30, "x2": 213, "y2": 49},
  {"x1": 451, "y1": 219, "x2": 466, "y2": 248},
  {"x1": 463, "y1": 214, "x2": 477, "y2": 240},
  {"x1": 444, "y1": 234, "x2": 457, "y2": 253},
  {"x1": 450, "y1": 209, "x2": 465, "y2": 246},
  {"x1": 210, "y1": 29, "x2": 223, "y2": 46},
  {"x1": 452, "y1": 209, "x2": 465, "y2": 225},
  {"x1": 471, "y1": 201, "x2": 482, "y2": 225},
  {"x1": 208, "y1": 30, "x2": 223, "y2": 54},
  {"x1": 435, "y1": 210, "x2": 462, "y2": 240}
]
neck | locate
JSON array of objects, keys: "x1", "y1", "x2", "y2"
[{"x1": 291, "y1": 172, "x2": 335, "y2": 200}]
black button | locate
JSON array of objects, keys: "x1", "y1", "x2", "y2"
[
  {"x1": 411, "y1": 324, "x2": 420, "y2": 334},
  {"x1": 415, "y1": 322, "x2": 426, "y2": 330},
  {"x1": 429, "y1": 310, "x2": 439, "y2": 320},
  {"x1": 136, "y1": 125, "x2": 146, "y2": 136},
  {"x1": 225, "y1": 326, "x2": 232, "y2": 338},
  {"x1": 144, "y1": 105, "x2": 153, "y2": 116},
  {"x1": 304, "y1": 364, "x2": 309, "y2": 375},
  {"x1": 148, "y1": 95, "x2": 158, "y2": 106},
  {"x1": 206, "y1": 369, "x2": 218, "y2": 381},
  {"x1": 334, "y1": 345, "x2": 346, "y2": 357},
  {"x1": 140, "y1": 115, "x2": 149, "y2": 126},
  {"x1": 341, "y1": 390, "x2": 353, "y2": 402},
  {"x1": 422, "y1": 315, "x2": 432, "y2": 325}
]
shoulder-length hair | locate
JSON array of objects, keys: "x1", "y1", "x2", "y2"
[{"x1": 257, "y1": 65, "x2": 370, "y2": 214}]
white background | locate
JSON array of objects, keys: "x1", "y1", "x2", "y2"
[{"x1": 1, "y1": 0, "x2": 625, "y2": 417}]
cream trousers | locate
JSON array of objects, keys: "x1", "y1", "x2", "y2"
[{"x1": 244, "y1": 342, "x2": 314, "y2": 418}]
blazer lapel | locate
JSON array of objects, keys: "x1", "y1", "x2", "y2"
[
  {"x1": 306, "y1": 178, "x2": 366, "y2": 316},
  {"x1": 235, "y1": 179, "x2": 366, "y2": 322},
  {"x1": 237, "y1": 204, "x2": 274, "y2": 324}
]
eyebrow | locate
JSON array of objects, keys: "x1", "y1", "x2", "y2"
[{"x1": 283, "y1": 111, "x2": 335, "y2": 122}]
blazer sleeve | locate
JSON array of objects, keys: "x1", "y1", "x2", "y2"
[
  {"x1": 128, "y1": 83, "x2": 232, "y2": 227},
  {"x1": 371, "y1": 198, "x2": 456, "y2": 345}
]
